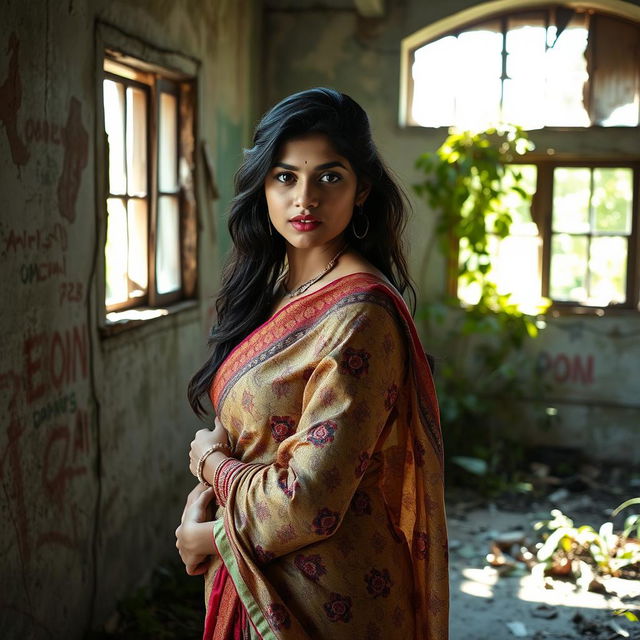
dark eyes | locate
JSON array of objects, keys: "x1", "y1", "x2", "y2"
[
  {"x1": 274, "y1": 172, "x2": 342, "y2": 184},
  {"x1": 320, "y1": 173, "x2": 341, "y2": 184},
  {"x1": 275, "y1": 172, "x2": 294, "y2": 184}
]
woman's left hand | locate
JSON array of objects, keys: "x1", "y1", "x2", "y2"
[
  {"x1": 188, "y1": 417, "x2": 230, "y2": 478},
  {"x1": 175, "y1": 483, "x2": 217, "y2": 575}
]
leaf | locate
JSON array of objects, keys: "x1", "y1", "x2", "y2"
[
  {"x1": 451, "y1": 456, "x2": 488, "y2": 475},
  {"x1": 612, "y1": 497, "x2": 640, "y2": 516},
  {"x1": 623, "y1": 514, "x2": 640, "y2": 539},
  {"x1": 537, "y1": 527, "x2": 573, "y2": 562},
  {"x1": 613, "y1": 609, "x2": 639, "y2": 623}
]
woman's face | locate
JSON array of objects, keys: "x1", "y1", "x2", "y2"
[{"x1": 264, "y1": 132, "x2": 366, "y2": 251}]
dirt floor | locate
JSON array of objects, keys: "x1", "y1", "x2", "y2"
[{"x1": 448, "y1": 479, "x2": 640, "y2": 640}]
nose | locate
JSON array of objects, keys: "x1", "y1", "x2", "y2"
[{"x1": 294, "y1": 178, "x2": 319, "y2": 210}]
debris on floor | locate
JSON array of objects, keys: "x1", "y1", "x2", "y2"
[{"x1": 448, "y1": 460, "x2": 640, "y2": 639}]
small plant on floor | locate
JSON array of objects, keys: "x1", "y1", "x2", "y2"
[
  {"x1": 612, "y1": 497, "x2": 640, "y2": 540},
  {"x1": 413, "y1": 126, "x2": 548, "y2": 494},
  {"x1": 534, "y1": 505, "x2": 640, "y2": 579}
]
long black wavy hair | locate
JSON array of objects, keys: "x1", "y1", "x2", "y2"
[{"x1": 188, "y1": 87, "x2": 415, "y2": 416}]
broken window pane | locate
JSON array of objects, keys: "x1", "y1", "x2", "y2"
[
  {"x1": 409, "y1": 8, "x2": 639, "y2": 129},
  {"x1": 156, "y1": 195, "x2": 181, "y2": 294},
  {"x1": 589, "y1": 14, "x2": 640, "y2": 127},
  {"x1": 545, "y1": 14, "x2": 590, "y2": 126},
  {"x1": 503, "y1": 14, "x2": 546, "y2": 129},
  {"x1": 159, "y1": 92, "x2": 178, "y2": 192},
  {"x1": 104, "y1": 80, "x2": 126, "y2": 195},
  {"x1": 105, "y1": 198, "x2": 129, "y2": 306},
  {"x1": 126, "y1": 87, "x2": 147, "y2": 196},
  {"x1": 411, "y1": 22, "x2": 502, "y2": 129},
  {"x1": 411, "y1": 36, "x2": 457, "y2": 127},
  {"x1": 455, "y1": 23, "x2": 503, "y2": 130}
]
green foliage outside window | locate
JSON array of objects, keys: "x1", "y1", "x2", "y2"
[{"x1": 414, "y1": 127, "x2": 550, "y2": 493}]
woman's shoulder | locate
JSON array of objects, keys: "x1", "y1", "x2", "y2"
[{"x1": 316, "y1": 272, "x2": 408, "y2": 336}]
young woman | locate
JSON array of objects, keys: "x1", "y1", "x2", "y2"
[{"x1": 175, "y1": 88, "x2": 448, "y2": 640}]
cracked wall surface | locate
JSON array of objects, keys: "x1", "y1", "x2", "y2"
[{"x1": 0, "y1": 1, "x2": 259, "y2": 638}]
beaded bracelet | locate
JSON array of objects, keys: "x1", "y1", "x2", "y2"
[
  {"x1": 197, "y1": 442, "x2": 231, "y2": 486},
  {"x1": 212, "y1": 457, "x2": 227, "y2": 505},
  {"x1": 213, "y1": 458, "x2": 245, "y2": 506}
]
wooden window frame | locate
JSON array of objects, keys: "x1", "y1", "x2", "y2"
[
  {"x1": 103, "y1": 67, "x2": 153, "y2": 312},
  {"x1": 401, "y1": 4, "x2": 640, "y2": 130},
  {"x1": 102, "y1": 54, "x2": 198, "y2": 317},
  {"x1": 536, "y1": 159, "x2": 640, "y2": 312},
  {"x1": 448, "y1": 158, "x2": 640, "y2": 313}
]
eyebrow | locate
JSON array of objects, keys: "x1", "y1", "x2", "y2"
[{"x1": 273, "y1": 161, "x2": 348, "y2": 171}]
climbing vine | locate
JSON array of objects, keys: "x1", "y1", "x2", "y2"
[{"x1": 414, "y1": 126, "x2": 550, "y2": 492}]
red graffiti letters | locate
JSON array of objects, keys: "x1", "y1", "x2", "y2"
[
  {"x1": 25, "y1": 118, "x2": 64, "y2": 145},
  {"x1": 24, "y1": 325, "x2": 88, "y2": 404},
  {"x1": 59, "y1": 281, "x2": 83, "y2": 305},
  {"x1": 1, "y1": 224, "x2": 68, "y2": 255},
  {"x1": 42, "y1": 412, "x2": 89, "y2": 509},
  {"x1": 538, "y1": 351, "x2": 595, "y2": 385}
]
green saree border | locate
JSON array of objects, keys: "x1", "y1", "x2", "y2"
[{"x1": 212, "y1": 518, "x2": 277, "y2": 640}]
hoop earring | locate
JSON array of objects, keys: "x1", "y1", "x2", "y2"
[{"x1": 351, "y1": 205, "x2": 369, "y2": 240}]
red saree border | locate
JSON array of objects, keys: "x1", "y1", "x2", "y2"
[
  {"x1": 209, "y1": 271, "x2": 443, "y2": 463},
  {"x1": 211, "y1": 272, "x2": 392, "y2": 407}
]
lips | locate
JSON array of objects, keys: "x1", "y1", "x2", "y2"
[
  {"x1": 290, "y1": 214, "x2": 321, "y2": 232},
  {"x1": 290, "y1": 214, "x2": 319, "y2": 222}
]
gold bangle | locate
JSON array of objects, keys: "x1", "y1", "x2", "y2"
[{"x1": 197, "y1": 443, "x2": 231, "y2": 486}]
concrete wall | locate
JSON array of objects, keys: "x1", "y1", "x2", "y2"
[
  {"x1": 0, "y1": 0, "x2": 259, "y2": 638},
  {"x1": 262, "y1": 0, "x2": 640, "y2": 463}
]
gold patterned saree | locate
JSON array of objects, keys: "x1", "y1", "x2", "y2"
[{"x1": 204, "y1": 272, "x2": 448, "y2": 640}]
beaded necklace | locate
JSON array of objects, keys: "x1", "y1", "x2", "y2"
[{"x1": 282, "y1": 245, "x2": 348, "y2": 298}]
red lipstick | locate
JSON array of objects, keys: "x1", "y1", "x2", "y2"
[{"x1": 290, "y1": 214, "x2": 320, "y2": 232}]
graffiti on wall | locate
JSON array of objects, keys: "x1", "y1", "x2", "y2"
[
  {"x1": 0, "y1": 323, "x2": 91, "y2": 565},
  {"x1": 1, "y1": 32, "x2": 88, "y2": 224},
  {"x1": 0, "y1": 32, "x2": 30, "y2": 166},
  {"x1": 57, "y1": 96, "x2": 88, "y2": 223},
  {"x1": 537, "y1": 351, "x2": 595, "y2": 385},
  {"x1": 1, "y1": 28, "x2": 94, "y2": 576}
]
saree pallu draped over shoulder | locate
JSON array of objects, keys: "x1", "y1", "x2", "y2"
[{"x1": 203, "y1": 273, "x2": 448, "y2": 640}]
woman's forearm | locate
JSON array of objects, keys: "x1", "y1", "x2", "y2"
[
  {"x1": 202, "y1": 450, "x2": 229, "y2": 485},
  {"x1": 189, "y1": 521, "x2": 217, "y2": 556}
]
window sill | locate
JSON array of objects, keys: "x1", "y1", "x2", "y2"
[
  {"x1": 100, "y1": 299, "x2": 200, "y2": 339},
  {"x1": 547, "y1": 304, "x2": 639, "y2": 317}
]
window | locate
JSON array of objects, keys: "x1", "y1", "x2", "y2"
[
  {"x1": 403, "y1": 3, "x2": 640, "y2": 311},
  {"x1": 459, "y1": 162, "x2": 639, "y2": 310},
  {"x1": 102, "y1": 56, "x2": 197, "y2": 316},
  {"x1": 406, "y1": 7, "x2": 640, "y2": 130},
  {"x1": 545, "y1": 165, "x2": 635, "y2": 306}
]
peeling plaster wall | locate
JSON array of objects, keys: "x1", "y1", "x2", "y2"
[
  {"x1": 263, "y1": 0, "x2": 640, "y2": 462},
  {"x1": 0, "y1": 1, "x2": 259, "y2": 638}
]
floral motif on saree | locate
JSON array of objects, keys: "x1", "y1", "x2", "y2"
[{"x1": 204, "y1": 272, "x2": 448, "y2": 640}]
